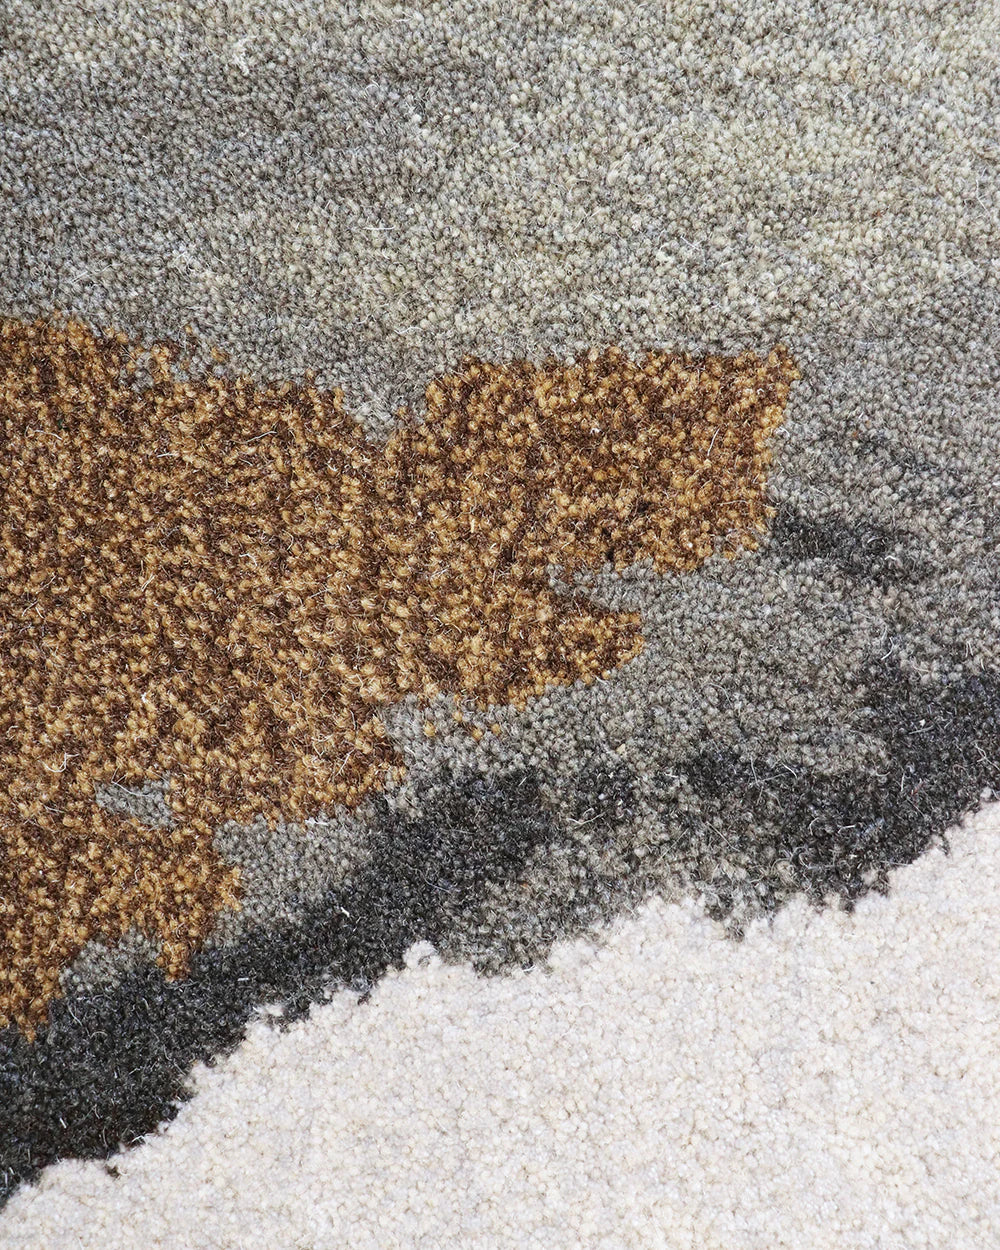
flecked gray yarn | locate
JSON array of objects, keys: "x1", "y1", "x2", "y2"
[
  {"x1": 2, "y1": 3, "x2": 996, "y2": 427},
  {"x1": 95, "y1": 778, "x2": 175, "y2": 831},
  {"x1": 211, "y1": 809, "x2": 371, "y2": 937}
]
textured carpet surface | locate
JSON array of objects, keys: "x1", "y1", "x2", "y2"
[
  {"x1": 1, "y1": 1, "x2": 999, "y2": 1245},
  {"x1": 6, "y1": 802, "x2": 1000, "y2": 1249}
]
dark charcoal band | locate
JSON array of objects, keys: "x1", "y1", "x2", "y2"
[{"x1": 3, "y1": 654, "x2": 998, "y2": 1205}]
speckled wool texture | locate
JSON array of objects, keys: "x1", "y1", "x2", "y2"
[
  {"x1": 5, "y1": 802, "x2": 1000, "y2": 1250},
  {"x1": 2, "y1": 0, "x2": 1000, "y2": 1233}
]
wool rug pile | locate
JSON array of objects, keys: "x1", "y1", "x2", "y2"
[{"x1": 1, "y1": 2, "x2": 999, "y2": 1246}]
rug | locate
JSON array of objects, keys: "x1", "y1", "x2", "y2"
[{"x1": 1, "y1": 2, "x2": 998, "y2": 1246}]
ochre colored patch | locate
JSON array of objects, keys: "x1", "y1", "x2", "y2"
[{"x1": 0, "y1": 316, "x2": 798, "y2": 1030}]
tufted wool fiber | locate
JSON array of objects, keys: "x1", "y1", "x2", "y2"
[{"x1": 1, "y1": 2, "x2": 999, "y2": 1247}]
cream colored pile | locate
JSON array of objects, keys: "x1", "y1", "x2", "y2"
[{"x1": 6, "y1": 801, "x2": 999, "y2": 1250}]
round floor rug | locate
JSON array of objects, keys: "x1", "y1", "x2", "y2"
[{"x1": 1, "y1": 3, "x2": 998, "y2": 1247}]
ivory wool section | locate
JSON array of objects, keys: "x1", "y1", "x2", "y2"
[{"x1": 6, "y1": 803, "x2": 1000, "y2": 1250}]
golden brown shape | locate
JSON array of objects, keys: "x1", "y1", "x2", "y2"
[{"x1": 0, "y1": 316, "x2": 798, "y2": 1030}]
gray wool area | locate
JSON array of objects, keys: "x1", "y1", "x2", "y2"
[
  {"x1": 1, "y1": 1, "x2": 996, "y2": 430},
  {"x1": 210, "y1": 809, "x2": 372, "y2": 940},
  {"x1": 58, "y1": 930, "x2": 161, "y2": 999},
  {"x1": 2, "y1": 1, "x2": 999, "y2": 991},
  {"x1": 95, "y1": 778, "x2": 176, "y2": 830}
]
